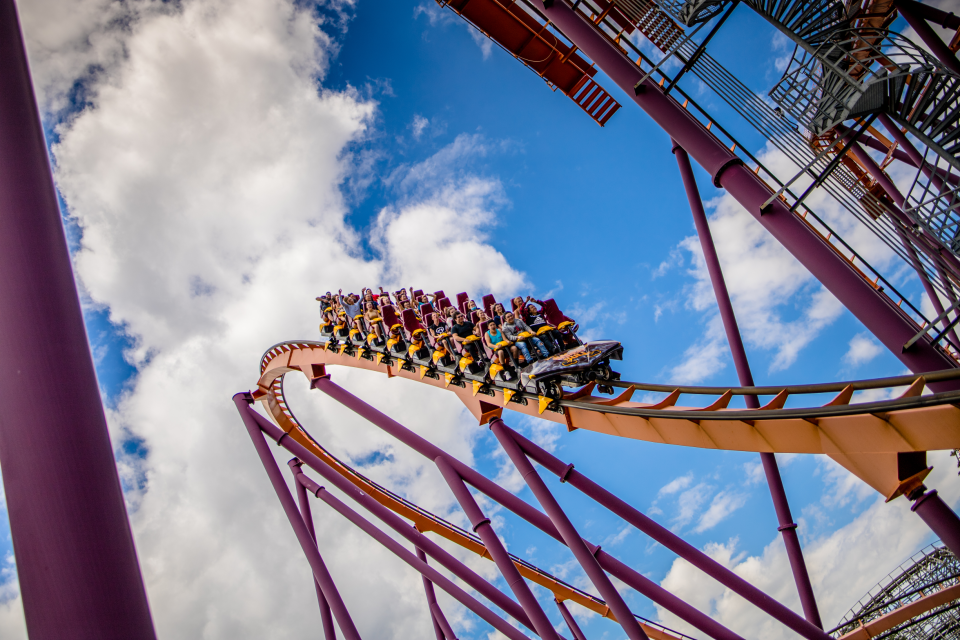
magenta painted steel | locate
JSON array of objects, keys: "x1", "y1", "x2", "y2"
[
  {"x1": 434, "y1": 456, "x2": 562, "y2": 640},
  {"x1": 280, "y1": 443, "x2": 538, "y2": 634},
  {"x1": 758, "y1": 456, "x2": 823, "y2": 626},
  {"x1": 429, "y1": 602, "x2": 458, "y2": 640},
  {"x1": 0, "y1": 1, "x2": 157, "y2": 637},
  {"x1": 855, "y1": 132, "x2": 917, "y2": 167},
  {"x1": 847, "y1": 138, "x2": 960, "y2": 348},
  {"x1": 298, "y1": 475, "x2": 532, "y2": 640},
  {"x1": 673, "y1": 142, "x2": 823, "y2": 628},
  {"x1": 234, "y1": 394, "x2": 362, "y2": 640},
  {"x1": 849, "y1": 141, "x2": 907, "y2": 209},
  {"x1": 311, "y1": 377, "x2": 748, "y2": 640},
  {"x1": 503, "y1": 425, "x2": 834, "y2": 640},
  {"x1": 490, "y1": 418, "x2": 650, "y2": 640},
  {"x1": 911, "y1": 490, "x2": 960, "y2": 559},
  {"x1": 556, "y1": 599, "x2": 589, "y2": 640},
  {"x1": 672, "y1": 141, "x2": 759, "y2": 402},
  {"x1": 537, "y1": 0, "x2": 960, "y2": 384},
  {"x1": 416, "y1": 548, "x2": 450, "y2": 640},
  {"x1": 878, "y1": 113, "x2": 960, "y2": 188},
  {"x1": 290, "y1": 460, "x2": 338, "y2": 640},
  {"x1": 895, "y1": 0, "x2": 960, "y2": 75}
]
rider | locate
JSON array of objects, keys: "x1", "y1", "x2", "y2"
[{"x1": 502, "y1": 311, "x2": 549, "y2": 362}]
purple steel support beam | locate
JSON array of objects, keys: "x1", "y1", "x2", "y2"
[
  {"x1": 417, "y1": 548, "x2": 455, "y2": 640},
  {"x1": 878, "y1": 113, "x2": 960, "y2": 189},
  {"x1": 537, "y1": 0, "x2": 960, "y2": 384},
  {"x1": 672, "y1": 142, "x2": 823, "y2": 628},
  {"x1": 855, "y1": 132, "x2": 918, "y2": 167},
  {"x1": 911, "y1": 490, "x2": 960, "y2": 558},
  {"x1": 556, "y1": 600, "x2": 589, "y2": 640},
  {"x1": 434, "y1": 457, "x2": 563, "y2": 640},
  {"x1": 895, "y1": 0, "x2": 960, "y2": 75},
  {"x1": 898, "y1": 227, "x2": 960, "y2": 349},
  {"x1": 298, "y1": 473, "x2": 532, "y2": 640},
  {"x1": 490, "y1": 419, "x2": 649, "y2": 640},
  {"x1": 279, "y1": 446, "x2": 538, "y2": 634},
  {"x1": 430, "y1": 602, "x2": 458, "y2": 640},
  {"x1": 503, "y1": 424, "x2": 834, "y2": 640},
  {"x1": 290, "y1": 461, "x2": 339, "y2": 640},
  {"x1": 233, "y1": 395, "x2": 362, "y2": 640},
  {"x1": 757, "y1": 457, "x2": 822, "y2": 625},
  {"x1": 846, "y1": 138, "x2": 960, "y2": 348},
  {"x1": 849, "y1": 141, "x2": 909, "y2": 210},
  {"x1": 0, "y1": 1, "x2": 157, "y2": 637},
  {"x1": 308, "y1": 378, "x2": 784, "y2": 640}
]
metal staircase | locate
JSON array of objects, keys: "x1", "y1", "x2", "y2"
[{"x1": 770, "y1": 29, "x2": 960, "y2": 166}]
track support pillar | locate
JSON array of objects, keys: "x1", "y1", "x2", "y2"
[
  {"x1": 0, "y1": 0, "x2": 157, "y2": 636},
  {"x1": 434, "y1": 456, "x2": 562, "y2": 640},
  {"x1": 490, "y1": 418, "x2": 650, "y2": 640},
  {"x1": 234, "y1": 394, "x2": 362, "y2": 640},
  {"x1": 672, "y1": 142, "x2": 822, "y2": 628},
  {"x1": 417, "y1": 548, "x2": 457, "y2": 640},
  {"x1": 912, "y1": 490, "x2": 960, "y2": 560},
  {"x1": 289, "y1": 460, "x2": 338, "y2": 640}
]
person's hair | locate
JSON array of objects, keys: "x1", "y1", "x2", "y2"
[
  {"x1": 487, "y1": 321, "x2": 497, "y2": 329},
  {"x1": 504, "y1": 311, "x2": 514, "y2": 318}
]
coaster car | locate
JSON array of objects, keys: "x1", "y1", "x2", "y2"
[
  {"x1": 523, "y1": 340, "x2": 622, "y2": 396},
  {"x1": 317, "y1": 288, "x2": 622, "y2": 406}
]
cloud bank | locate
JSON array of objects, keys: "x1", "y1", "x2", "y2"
[{"x1": 6, "y1": 0, "x2": 525, "y2": 637}]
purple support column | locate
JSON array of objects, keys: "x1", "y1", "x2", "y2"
[
  {"x1": 290, "y1": 461, "x2": 338, "y2": 640},
  {"x1": 535, "y1": 0, "x2": 960, "y2": 384},
  {"x1": 233, "y1": 395, "x2": 362, "y2": 640},
  {"x1": 429, "y1": 602, "x2": 458, "y2": 640},
  {"x1": 303, "y1": 478, "x2": 531, "y2": 640},
  {"x1": 417, "y1": 548, "x2": 454, "y2": 640},
  {"x1": 503, "y1": 425, "x2": 833, "y2": 640},
  {"x1": 556, "y1": 600, "x2": 589, "y2": 640},
  {"x1": 911, "y1": 490, "x2": 960, "y2": 558},
  {"x1": 306, "y1": 379, "x2": 763, "y2": 640},
  {"x1": 878, "y1": 113, "x2": 959, "y2": 188},
  {"x1": 895, "y1": 0, "x2": 960, "y2": 75},
  {"x1": 0, "y1": 1, "x2": 156, "y2": 637},
  {"x1": 434, "y1": 457, "x2": 562, "y2": 640},
  {"x1": 846, "y1": 138, "x2": 960, "y2": 349},
  {"x1": 283, "y1": 448, "x2": 537, "y2": 633},
  {"x1": 490, "y1": 419, "x2": 649, "y2": 640},
  {"x1": 845, "y1": 135, "x2": 960, "y2": 284},
  {"x1": 673, "y1": 143, "x2": 823, "y2": 628}
]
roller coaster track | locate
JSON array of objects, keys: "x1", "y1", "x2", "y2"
[
  {"x1": 252, "y1": 341, "x2": 692, "y2": 640},
  {"x1": 256, "y1": 339, "x2": 960, "y2": 499},
  {"x1": 252, "y1": 338, "x2": 960, "y2": 631}
]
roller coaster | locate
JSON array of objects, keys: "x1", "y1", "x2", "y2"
[
  {"x1": 228, "y1": 0, "x2": 960, "y2": 638},
  {"x1": 3, "y1": 0, "x2": 960, "y2": 635},
  {"x1": 233, "y1": 285, "x2": 960, "y2": 640}
]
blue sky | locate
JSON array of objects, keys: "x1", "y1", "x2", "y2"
[{"x1": 2, "y1": 0, "x2": 956, "y2": 637}]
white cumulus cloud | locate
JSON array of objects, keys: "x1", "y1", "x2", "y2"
[
  {"x1": 843, "y1": 332, "x2": 883, "y2": 369},
  {"x1": 6, "y1": 0, "x2": 527, "y2": 637}
]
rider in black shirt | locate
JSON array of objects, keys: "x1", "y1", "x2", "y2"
[{"x1": 451, "y1": 313, "x2": 479, "y2": 359}]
